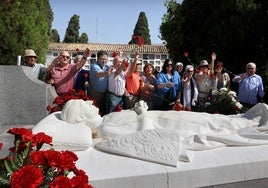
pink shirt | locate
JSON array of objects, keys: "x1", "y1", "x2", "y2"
[{"x1": 50, "y1": 64, "x2": 78, "y2": 94}]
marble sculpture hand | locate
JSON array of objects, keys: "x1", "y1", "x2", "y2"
[{"x1": 133, "y1": 100, "x2": 149, "y2": 114}]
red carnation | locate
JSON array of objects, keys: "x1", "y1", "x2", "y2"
[
  {"x1": 83, "y1": 72, "x2": 88, "y2": 78},
  {"x1": 47, "y1": 105, "x2": 51, "y2": 111},
  {"x1": 8, "y1": 128, "x2": 33, "y2": 143},
  {"x1": 49, "y1": 176, "x2": 72, "y2": 188},
  {"x1": 32, "y1": 132, "x2": 53, "y2": 149},
  {"x1": 68, "y1": 88, "x2": 76, "y2": 95},
  {"x1": 114, "y1": 104, "x2": 122, "y2": 112},
  {"x1": 173, "y1": 103, "x2": 183, "y2": 111},
  {"x1": 10, "y1": 165, "x2": 44, "y2": 188},
  {"x1": 71, "y1": 170, "x2": 92, "y2": 188},
  {"x1": 112, "y1": 51, "x2": 117, "y2": 57},
  {"x1": 233, "y1": 105, "x2": 239, "y2": 111},
  {"x1": 125, "y1": 61, "x2": 129, "y2": 68},
  {"x1": 53, "y1": 96, "x2": 65, "y2": 105},
  {"x1": 137, "y1": 36, "x2": 144, "y2": 47},
  {"x1": 30, "y1": 151, "x2": 46, "y2": 165},
  {"x1": 209, "y1": 73, "x2": 215, "y2": 79},
  {"x1": 132, "y1": 35, "x2": 144, "y2": 47},
  {"x1": 184, "y1": 106, "x2": 191, "y2": 111}
]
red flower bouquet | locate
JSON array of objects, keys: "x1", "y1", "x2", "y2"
[
  {"x1": 130, "y1": 35, "x2": 144, "y2": 55},
  {"x1": 47, "y1": 89, "x2": 95, "y2": 114},
  {"x1": 0, "y1": 128, "x2": 92, "y2": 188}
]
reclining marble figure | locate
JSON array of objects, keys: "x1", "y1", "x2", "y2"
[{"x1": 32, "y1": 99, "x2": 268, "y2": 166}]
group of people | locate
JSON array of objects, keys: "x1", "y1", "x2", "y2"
[
  {"x1": 179, "y1": 52, "x2": 265, "y2": 111},
  {"x1": 23, "y1": 48, "x2": 265, "y2": 115}
]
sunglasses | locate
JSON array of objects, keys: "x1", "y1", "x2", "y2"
[
  {"x1": 27, "y1": 56, "x2": 36, "y2": 59},
  {"x1": 187, "y1": 70, "x2": 194, "y2": 73},
  {"x1": 62, "y1": 55, "x2": 70, "y2": 59},
  {"x1": 166, "y1": 64, "x2": 173, "y2": 67}
]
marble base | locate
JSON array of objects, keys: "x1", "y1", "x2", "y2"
[
  {"x1": 2, "y1": 125, "x2": 268, "y2": 188},
  {"x1": 75, "y1": 144, "x2": 268, "y2": 188}
]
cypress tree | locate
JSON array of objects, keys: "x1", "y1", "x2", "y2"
[
  {"x1": 50, "y1": 29, "x2": 60, "y2": 42},
  {"x1": 129, "y1": 12, "x2": 151, "y2": 45},
  {"x1": 63, "y1": 14, "x2": 80, "y2": 43},
  {"x1": 80, "y1": 33, "x2": 89, "y2": 43}
]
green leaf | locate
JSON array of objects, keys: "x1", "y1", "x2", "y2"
[
  {"x1": 0, "y1": 175, "x2": 10, "y2": 186},
  {"x1": 15, "y1": 142, "x2": 32, "y2": 167},
  {"x1": 4, "y1": 160, "x2": 14, "y2": 176}
]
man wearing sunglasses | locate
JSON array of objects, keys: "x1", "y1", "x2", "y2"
[
  {"x1": 23, "y1": 49, "x2": 47, "y2": 80},
  {"x1": 46, "y1": 49, "x2": 91, "y2": 95}
]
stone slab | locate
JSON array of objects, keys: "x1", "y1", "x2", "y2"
[
  {"x1": 75, "y1": 144, "x2": 268, "y2": 188},
  {"x1": 0, "y1": 65, "x2": 57, "y2": 127}
]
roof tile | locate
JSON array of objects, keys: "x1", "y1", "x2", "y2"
[{"x1": 49, "y1": 42, "x2": 168, "y2": 54}]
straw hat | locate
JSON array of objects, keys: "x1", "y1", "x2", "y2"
[
  {"x1": 24, "y1": 49, "x2": 37, "y2": 57},
  {"x1": 199, "y1": 60, "x2": 209, "y2": 67}
]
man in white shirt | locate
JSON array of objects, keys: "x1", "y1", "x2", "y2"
[{"x1": 107, "y1": 56, "x2": 128, "y2": 113}]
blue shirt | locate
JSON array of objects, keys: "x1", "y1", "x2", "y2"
[
  {"x1": 233, "y1": 73, "x2": 265, "y2": 105},
  {"x1": 156, "y1": 71, "x2": 181, "y2": 106},
  {"x1": 89, "y1": 62, "x2": 110, "y2": 93}
]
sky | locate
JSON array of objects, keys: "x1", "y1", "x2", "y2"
[{"x1": 50, "y1": 0, "x2": 183, "y2": 44}]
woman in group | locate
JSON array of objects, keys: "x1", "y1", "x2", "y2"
[
  {"x1": 195, "y1": 52, "x2": 216, "y2": 111},
  {"x1": 139, "y1": 63, "x2": 156, "y2": 110},
  {"x1": 181, "y1": 65, "x2": 198, "y2": 111},
  {"x1": 214, "y1": 61, "x2": 230, "y2": 91},
  {"x1": 155, "y1": 59, "x2": 181, "y2": 110}
]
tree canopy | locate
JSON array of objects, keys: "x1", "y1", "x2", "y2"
[
  {"x1": 0, "y1": 0, "x2": 53, "y2": 65},
  {"x1": 160, "y1": 0, "x2": 268, "y2": 81}
]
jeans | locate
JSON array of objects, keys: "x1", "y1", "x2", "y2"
[{"x1": 106, "y1": 92, "x2": 123, "y2": 113}]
